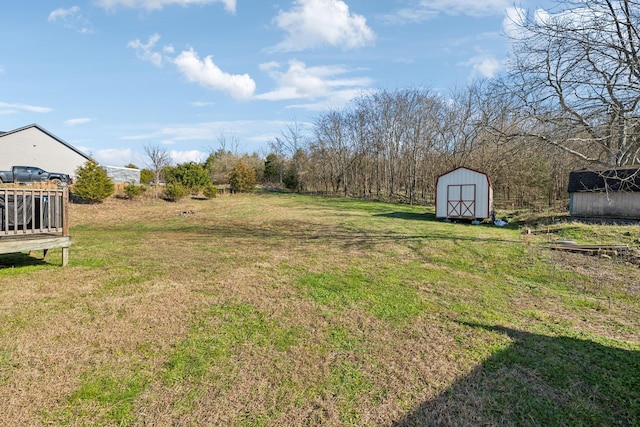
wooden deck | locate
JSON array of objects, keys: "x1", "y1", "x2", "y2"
[{"x1": 0, "y1": 187, "x2": 70, "y2": 266}]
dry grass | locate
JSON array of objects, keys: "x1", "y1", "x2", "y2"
[{"x1": 0, "y1": 192, "x2": 638, "y2": 426}]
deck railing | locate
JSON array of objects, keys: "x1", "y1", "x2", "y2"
[{"x1": 0, "y1": 188, "x2": 69, "y2": 237}]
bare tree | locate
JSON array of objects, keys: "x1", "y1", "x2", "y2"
[
  {"x1": 502, "y1": 0, "x2": 640, "y2": 167},
  {"x1": 215, "y1": 130, "x2": 241, "y2": 155},
  {"x1": 270, "y1": 121, "x2": 306, "y2": 158},
  {"x1": 144, "y1": 144, "x2": 172, "y2": 197},
  {"x1": 269, "y1": 120, "x2": 309, "y2": 189}
]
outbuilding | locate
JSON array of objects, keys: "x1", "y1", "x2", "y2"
[
  {"x1": 435, "y1": 167, "x2": 493, "y2": 220},
  {"x1": 0, "y1": 123, "x2": 92, "y2": 179},
  {"x1": 101, "y1": 165, "x2": 141, "y2": 185},
  {"x1": 568, "y1": 166, "x2": 640, "y2": 219}
]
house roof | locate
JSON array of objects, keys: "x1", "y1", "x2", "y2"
[
  {"x1": 0, "y1": 123, "x2": 92, "y2": 161},
  {"x1": 568, "y1": 166, "x2": 640, "y2": 193}
]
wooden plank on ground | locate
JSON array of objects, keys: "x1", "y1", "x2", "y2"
[{"x1": 549, "y1": 243, "x2": 628, "y2": 254}]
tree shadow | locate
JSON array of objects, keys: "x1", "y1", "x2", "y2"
[
  {"x1": 181, "y1": 220, "x2": 519, "y2": 250},
  {"x1": 392, "y1": 322, "x2": 639, "y2": 426}
]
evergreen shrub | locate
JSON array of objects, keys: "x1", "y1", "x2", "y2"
[{"x1": 72, "y1": 160, "x2": 115, "y2": 203}]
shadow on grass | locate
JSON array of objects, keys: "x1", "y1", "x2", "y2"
[
  {"x1": 392, "y1": 322, "x2": 640, "y2": 426},
  {"x1": 374, "y1": 212, "x2": 438, "y2": 222},
  {"x1": 180, "y1": 222, "x2": 520, "y2": 250},
  {"x1": 152, "y1": 207, "x2": 518, "y2": 244},
  {"x1": 0, "y1": 252, "x2": 48, "y2": 268},
  {"x1": 374, "y1": 212, "x2": 522, "y2": 230}
]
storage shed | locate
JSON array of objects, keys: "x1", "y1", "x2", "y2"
[
  {"x1": 101, "y1": 165, "x2": 141, "y2": 185},
  {"x1": 436, "y1": 167, "x2": 493, "y2": 220},
  {"x1": 568, "y1": 166, "x2": 640, "y2": 219}
]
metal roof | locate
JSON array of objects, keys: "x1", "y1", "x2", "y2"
[{"x1": 567, "y1": 166, "x2": 640, "y2": 193}]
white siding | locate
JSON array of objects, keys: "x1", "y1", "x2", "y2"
[
  {"x1": 436, "y1": 167, "x2": 493, "y2": 219},
  {"x1": 0, "y1": 126, "x2": 90, "y2": 178},
  {"x1": 570, "y1": 192, "x2": 640, "y2": 218},
  {"x1": 101, "y1": 166, "x2": 141, "y2": 185}
]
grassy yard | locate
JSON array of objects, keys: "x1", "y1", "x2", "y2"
[{"x1": 0, "y1": 191, "x2": 638, "y2": 426}]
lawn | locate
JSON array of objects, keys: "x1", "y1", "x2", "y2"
[{"x1": 0, "y1": 191, "x2": 638, "y2": 426}]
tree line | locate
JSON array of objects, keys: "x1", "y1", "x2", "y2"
[
  {"x1": 259, "y1": 85, "x2": 576, "y2": 208},
  {"x1": 127, "y1": 0, "x2": 640, "y2": 209},
  {"x1": 265, "y1": 0, "x2": 640, "y2": 208}
]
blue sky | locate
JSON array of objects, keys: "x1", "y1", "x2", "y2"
[{"x1": 0, "y1": 0, "x2": 551, "y2": 167}]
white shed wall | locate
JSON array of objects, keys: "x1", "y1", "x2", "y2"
[
  {"x1": 436, "y1": 167, "x2": 493, "y2": 219},
  {"x1": 0, "y1": 126, "x2": 89, "y2": 178},
  {"x1": 570, "y1": 192, "x2": 640, "y2": 218},
  {"x1": 101, "y1": 166, "x2": 141, "y2": 185}
]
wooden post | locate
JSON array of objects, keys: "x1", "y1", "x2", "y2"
[
  {"x1": 61, "y1": 247, "x2": 69, "y2": 266},
  {"x1": 62, "y1": 187, "x2": 69, "y2": 237},
  {"x1": 62, "y1": 187, "x2": 69, "y2": 266}
]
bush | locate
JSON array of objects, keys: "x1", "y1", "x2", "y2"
[
  {"x1": 163, "y1": 182, "x2": 189, "y2": 202},
  {"x1": 123, "y1": 183, "x2": 145, "y2": 199},
  {"x1": 140, "y1": 169, "x2": 154, "y2": 185},
  {"x1": 203, "y1": 184, "x2": 218, "y2": 199},
  {"x1": 229, "y1": 160, "x2": 257, "y2": 193},
  {"x1": 165, "y1": 162, "x2": 210, "y2": 193},
  {"x1": 72, "y1": 160, "x2": 115, "y2": 203}
]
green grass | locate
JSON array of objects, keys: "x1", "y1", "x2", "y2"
[
  {"x1": 163, "y1": 301, "x2": 301, "y2": 386},
  {"x1": 0, "y1": 192, "x2": 638, "y2": 426},
  {"x1": 54, "y1": 369, "x2": 149, "y2": 425},
  {"x1": 297, "y1": 267, "x2": 427, "y2": 324}
]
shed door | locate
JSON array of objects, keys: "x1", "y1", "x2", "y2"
[{"x1": 447, "y1": 184, "x2": 476, "y2": 218}]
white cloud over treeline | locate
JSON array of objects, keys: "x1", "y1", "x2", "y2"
[{"x1": 271, "y1": 0, "x2": 375, "y2": 51}]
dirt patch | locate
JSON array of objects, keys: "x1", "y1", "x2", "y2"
[{"x1": 549, "y1": 248, "x2": 640, "y2": 297}]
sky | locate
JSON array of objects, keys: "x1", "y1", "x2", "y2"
[{"x1": 0, "y1": 0, "x2": 554, "y2": 168}]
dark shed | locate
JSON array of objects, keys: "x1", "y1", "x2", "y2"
[{"x1": 568, "y1": 166, "x2": 640, "y2": 218}]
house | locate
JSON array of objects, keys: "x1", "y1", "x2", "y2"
[
  {"x1": 0, "y1": 124, "x2": 92, "y2": 179},
  {"x1": 568, "y1": 166, "x2": 640, "y2": 219},
  {"x1": 436, "y1": 167, "x2": 493, "y2": 220}
]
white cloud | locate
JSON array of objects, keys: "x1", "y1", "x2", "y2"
[
  {"x1": 129, "y1": 34, "x2": 254, "y2": 100},
  {"x1": 128, "y1": 34, "x2": 169, "y2": 67},
  {"x1": 271, "y1": 0, "x2": 375, "y2": 51},
  {"x1": 465, "y1": 55, "x2": 503, "y2": 78},
  {"x1": 504, "y1": 6, "x2": 596, "y2": 41},
  {"x1": 173, "y1": 49, "x2": 256, "y2": 100},
  {"x1": 191, "y1": 101, "x2": 214, "y2": 107},
  {"x1": 120, "y1": 120, "x2": 297, "y2": 154},
  {"x1": 48, "y1": 6, "x2": 79, "y2": 22},
  {"x1": 0, "y1": 102, "x2": 53, "y2": 115},
  {"x1": 256, "y1": 59, "x2": 372, "y2": 106},
  {"x1": 94, "y1": 148, "x2": 135, "y2": 166},
  {"x1": 503, "y1": 7, "x2": 527, "y2": 39},
  {"x1": 96, "y1": 0, "x2": 236, "y2": 13},
  {"x1": 385, "y1": 0, "x2": 512, "y2": 24},
  {"x1": 48, "y1": 6, "x2": 93, "y2": 33},
  {"x1": 284, "y1": 88, "x2": 373, "y2": 111},
  {"x1": 168, "y1": 150, "x2": 206, "y2": 164},
  {"x1": 64, "y1": 118, "x2": 92, "y2": 126}
]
